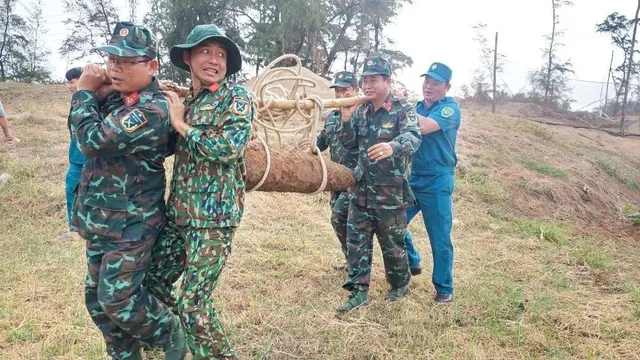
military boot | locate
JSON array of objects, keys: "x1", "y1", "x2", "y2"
[
  {"x1": 164, "y1": 315, "x2": 187, "y2": 360},
  {"x1": 385, "y1": 285, "x2": 409, "y2": 302},
  {"x1": 336, "y1": 290, "x2": 369, "y2": 313}
]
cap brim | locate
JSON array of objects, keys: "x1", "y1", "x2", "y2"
[
  {"x1": 94, "y1": 45, "x2": 144, "y2": 58},
  {"x1": 170, "y1": 36, "x2": 242, "y2": 76},
  {"x1": 420, "y1": 72, "x2": 447, "y2": 82},
  {"x1": 330, "y1": 81, "x2": 355, "y2": 89},
  {"x1": 360, "y1": 71, "x2": 387, "y2": 77}
]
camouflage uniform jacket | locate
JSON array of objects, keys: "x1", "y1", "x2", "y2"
[
  {"x1": 168, "y1": 80, "x2": 254, "y2": 229},
  {"x1": 316, "y1": 110, "x2": 358, "y2": 170},
  {"x1": 339, "y1": 91, "x2": 422, "y2": 209},
  {"x1": 69, "y1": 78, "x2": 171, "y2": 240}
]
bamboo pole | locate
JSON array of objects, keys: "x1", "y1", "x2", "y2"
[{"x1": 159, "y1": 83, "x2": 369, "y2": 110}]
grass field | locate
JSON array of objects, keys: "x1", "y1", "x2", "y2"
[{"x1": 1, "y1": 86, "x2": 640, "y2": 359}]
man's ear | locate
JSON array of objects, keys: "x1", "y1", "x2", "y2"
[
  {"x1": 149, "y1": 59, "x2": 159, "y2": 72},
  {"x1": 183, "y1": 51, "x2": 191, "y2": 68}
]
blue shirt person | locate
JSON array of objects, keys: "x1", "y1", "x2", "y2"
[
  {"x1": 57, "y1": 67, "x2": 86, "y2": 240},
  {"x1": 404, "y1": 62, "x2": 461, "y2": 303}
]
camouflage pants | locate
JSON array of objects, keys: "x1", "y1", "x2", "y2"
[
  {"x1": 330, "y1": 191, "x2": 349, "y2": 257},
  {"x1": 343, "y1": 203, "x2": 411, "y2": 292},
  {"x1": 85, "y1": 230, "x2": 178, "y2": 359},
  {"x1": 146, "y1": 221, "x2": 237, "y2": 360}
]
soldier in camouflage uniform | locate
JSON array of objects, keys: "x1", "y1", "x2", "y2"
[
  {"x1": 69, "y1": 22, "x2": 186, "y2": 360},
  {"x1": 316, "y1": 71, "x2": 360, "y2": 271},
  {"x1": 144, "y1": 24, "x2": 253, "y2": 359},
  {"x1": 336, "y1": 56, "x2": 422, "y2": 312}
]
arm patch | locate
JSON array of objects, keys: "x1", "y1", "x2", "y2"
[
  {"x1": 120, "y1": 109, "x2": 148, "y2": 133},
  {"x1": 441, "y1": 106, "x2": 455, "y2": 118},
  {"x1": 231, "y1": 97, "x2": 250, "y2": 116}
]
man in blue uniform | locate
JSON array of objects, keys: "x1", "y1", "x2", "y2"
[
  {"x1": 58, "y1": 67, "x2": 86, "y2": 240},
  {"x1": 404, "y1": 62, "x2": 461, "y2": 303}
]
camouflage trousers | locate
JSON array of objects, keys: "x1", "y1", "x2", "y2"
[
  {"x1": 343, "y1": 203, "x2": 411, "y2": 292},
  {"x1": 146, "y1": 220, "x2": 237, "y2": 360},
  {"x1": 84, "y1": 230, "x2": 178, "y2": 359},
  {"x1": 330, "y1": 191, "x2": 349, "y2": 257}
]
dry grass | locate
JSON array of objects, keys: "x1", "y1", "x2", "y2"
[{"x1": 1, "y1": 86, "x2": 640, "y2": 359}]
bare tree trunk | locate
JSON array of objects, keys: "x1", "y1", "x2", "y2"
[
  {"x1": 274, "y1": 4, "x2": 283, "y2": 56},
  {"x1": 98, "y1": 0, "x2": 112, "y2": 38},
  {"x1": 31, "y1": 2, "x2": 42, "y2": 74},
  {"x1": 544, "y1": 0, "x2": 556, "y2": 105},
  {"x1": 310, "y1": 33, "x2": 317, "y2": 72},
  {"x1": 374, "y1": 18, "x2": 380, "y2": 52},
  {"x1": 492, "y1": 32, "x2": 498, "y2": 113},
  {"x1": 621, "y1": 0, "x2": 640, "y2": 136},
  {"x1": 320, "y1": 12, "x2": 355, "y2": 76},
  {"x1": 352, "y1": 49, "x2": 360, "y2": 74},
  {"x1": 344, "y1": 50, "x2": 348, "y2": 71},
  {"x1": 255, "y1": 58, "x2": 260, "y2": 77},
  {"x1": 0, "y1": 0, "x2": 12, "y2": 79}
]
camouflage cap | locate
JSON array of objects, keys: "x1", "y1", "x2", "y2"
[
  {"x1": 170, "y1": 24, "x2": 242, "y2": 77},
  {"x1": 361, "y1": 56, "x2": 392, "y2": 77},
  {"x1": 94, "y1": 22, "x2": 157, "y2": 59},
  {"x1": 330, "y1": 71, "x2": 358, "y2": 89}
]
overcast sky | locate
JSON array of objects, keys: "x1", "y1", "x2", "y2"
[{"x1": 28, "y1": 0, "x2": 638, "y2": 110}]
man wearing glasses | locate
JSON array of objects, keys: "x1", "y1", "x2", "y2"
[{"x1": 69, "y1": 21, "x2": 186, "y2": 360}]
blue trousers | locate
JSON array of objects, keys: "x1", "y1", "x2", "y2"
[
  {"x1": 404, "y1": 173, "x2": 455, "y2": 295},
  {"x1": 65, "y1": 163, "x2": 83, "y2": 230}
]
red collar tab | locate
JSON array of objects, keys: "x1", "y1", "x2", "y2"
[
  {"x1": 384, "y1": 99, "x2": 392, "y2": 112},
  {"x1": 123, "y1": 91, "x2": 139, "y2": 107}
]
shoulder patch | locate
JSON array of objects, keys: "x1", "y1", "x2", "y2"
[
  {"x1": 407, "y1": 112, "x2": 418, "y2": 124},
  {"x1": 441, "y1": 106, "x2": 455, "y2": 118},
  {"x1": 231, "y1": 97, "x2": 250, "y2": 116},
  {"x1": 120, "y1": 108, "x2": 148, "y2": 133}
]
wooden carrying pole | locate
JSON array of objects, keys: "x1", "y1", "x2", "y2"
[{"x1": 159, "y1": 84, "x2": 369, "y2": 110}]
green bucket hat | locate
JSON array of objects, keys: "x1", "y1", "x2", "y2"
[
  {"x1": 94, "y1": 21, "x2": 157, "y2": 59},
  {"x1": 361, "y1": 56, "x2": 392, "y2": 77},
  {"x1": 170, "y1": 24, "x2": 242, "y2": 76},
  {"x1": 330, "y1": 71, "x2": 358, "y2": 89}
]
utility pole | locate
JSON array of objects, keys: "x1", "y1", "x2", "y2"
[{"x1": 604, "y1": 50, "x2": 613, "y2": 114}]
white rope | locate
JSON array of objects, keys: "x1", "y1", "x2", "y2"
[{"x1": 248, "y1": 54, "x2": 329, "y2": 194}]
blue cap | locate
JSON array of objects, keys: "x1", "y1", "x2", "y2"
[{"x1": 421, "y1": 62, "x2": 452, "y2": 83}]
